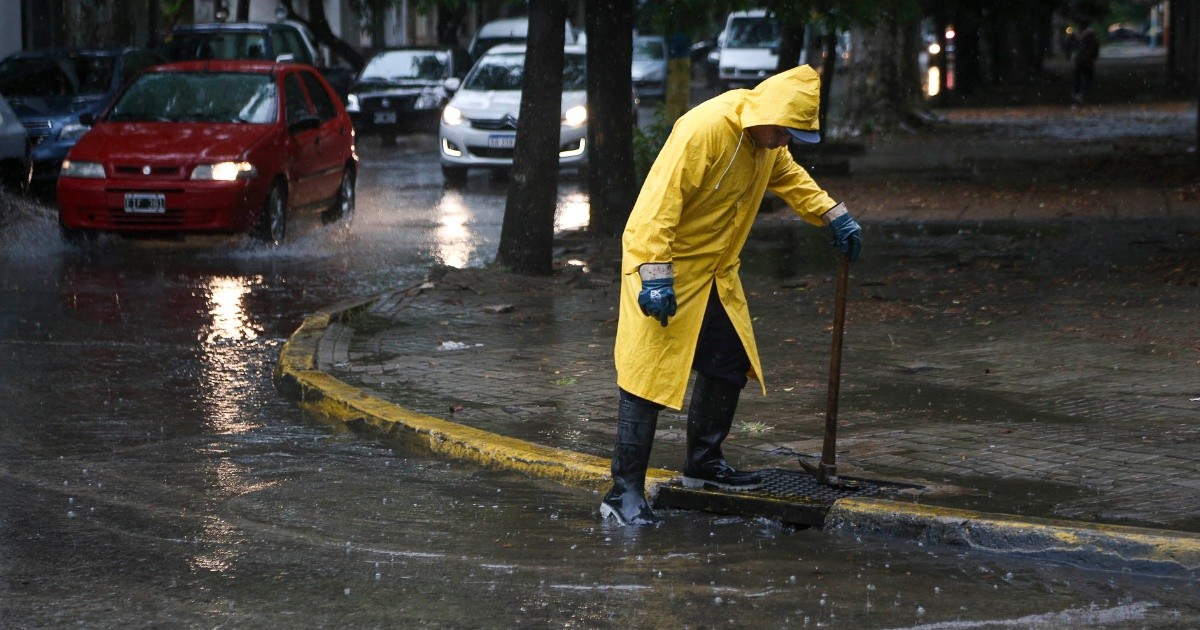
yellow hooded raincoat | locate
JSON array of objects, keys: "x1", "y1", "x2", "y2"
[{"x1": 615, "y1": 65, "x2": 837, "y2": 410}]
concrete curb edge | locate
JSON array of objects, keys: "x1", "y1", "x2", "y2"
[
  {"x1": 273, "y1": 301, "x2": 675, "y2": 494},
  {"x1": 827, "y1": 497, "x2": 1200, "y2": 576},
  {"x1": 275, "y1": 299, "x2": 1200, "y2": 576}
]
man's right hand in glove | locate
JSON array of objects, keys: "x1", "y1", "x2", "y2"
[{"x1": 637, "y1": 263, "x2": 676, "y2": 327}]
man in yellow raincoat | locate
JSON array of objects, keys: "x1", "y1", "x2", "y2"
[{"x1": 600, "y1": 65, "x2": 862, "y2": 526}]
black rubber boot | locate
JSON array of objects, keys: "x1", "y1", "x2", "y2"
[
  {"x1": 681, "y1": 374, "x2": 765, "y2": 490},
  {"x1": 599, "y1": 390, "x2": 664, "y2": 526}
]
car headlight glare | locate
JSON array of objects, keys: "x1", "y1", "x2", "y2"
[
  {"x1": 192, "y1": 161, "x2": 257, "y2": 181},
  {"x1": 346, "y1": 93, "x2": 361, "y2": 113},
  {"x1": 562, "y1": 105, "x2": 587, "y2": 128},
  {"x1": 60, "y1": 159, "x2": 105, "y2": 179},
  {"x1": 59, "y1": 122, "x2": 92, "y2": 142},
  {"x1": 442, "y1": 105, "x2": 464, "y2": 126}
]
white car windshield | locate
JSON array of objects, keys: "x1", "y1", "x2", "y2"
[
  {"x1": 462, "y1": 52, "x2": 586, "y2": 91},
  {"x1": 107, "y1": 71, "x2": 277, "y2": 124},
  {"x1": 359, "y1": 50, "x2": 449, "y2": 83}
]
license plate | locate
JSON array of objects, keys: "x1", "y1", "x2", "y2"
[
  {"x1": 124, "y1": 193, "x2": 165, "y2": 214},
  {"x1": 487, "y1": 134, "x2": 516, "y2": 149},
  {"x1": 374, "y1": 111, "x2": 397, "y2": 124}
]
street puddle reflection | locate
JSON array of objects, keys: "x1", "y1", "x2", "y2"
[
  {"x1": 434, "y1": 192, "x2": 474, "y2": 268},
  {"x1": 555, "y1": 191, "x2": 589, "y2": 232},
  {"x1": 205, "y1": 276, "x2": 263, "y2": 343},
  {"x1": 200, "y1": 276, "x2": 263, "y2": 435}
]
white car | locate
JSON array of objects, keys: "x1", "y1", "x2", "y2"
[
  {"x1": 716, "y1": 9, "x2": 781, "y2": 89},
  {"x1": 632, "y1": 35, "x2": 667, "y2": 100},
  {"x1": 438, "y1": 44, "x2": 587, "y2": 186}
]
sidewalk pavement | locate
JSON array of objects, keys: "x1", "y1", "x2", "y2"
[{"x1": 276, "y1": 102, "x2": 1200, "y2": 576}]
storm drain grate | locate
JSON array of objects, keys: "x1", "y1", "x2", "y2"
[
  {"x1": 654, "y1": 468, "x2": 919, "y2": 527},
  {"x1": 757, "y1": 468, "x2": 884, "y2": 501}
]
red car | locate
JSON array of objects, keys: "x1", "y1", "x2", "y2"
[{"x1": 57, "y1": 59, "x2": 356, "y2": 245}]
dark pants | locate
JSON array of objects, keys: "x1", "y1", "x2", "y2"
[{"x1": 691, "y1": 284, "x2": 751, "y2": 388}]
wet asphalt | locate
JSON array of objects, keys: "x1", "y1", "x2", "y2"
[{"x1": 3, "y1": 50, "x2": 1200, "y2": 626}]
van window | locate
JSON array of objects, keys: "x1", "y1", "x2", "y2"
[{"x1": 727, "y1": 16, "x2": 779, "y2": 48}]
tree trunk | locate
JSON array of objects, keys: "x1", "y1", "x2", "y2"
[
  {"x1": 278, "y1": 0, "x2": 366, "y2": 70},
  {"x1": 842, "y1": 10, "x2": 921, "y2": 133},
  {"x1": 585, "y1": 0, "x2": 637, "y2": 238},
  {"x1": 818, "y1": 27, "x2": 836, "y2": 135},
  {"x1": 496, "y1": 0, "x2": 566, "y2": 276}
]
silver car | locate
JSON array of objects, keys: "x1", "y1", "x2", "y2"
[
  {"x1": 632, "y1": 35, "x2": 667, "y2": 100},
  {"x1": 438, "y1": 44, "x2": 587, "y2": 186},
  {"x1": 0, "y1": 93, "x2": 31, "y2": 193}
]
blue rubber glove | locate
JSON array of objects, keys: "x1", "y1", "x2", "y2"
[
  {"x1": 824, "y1": 204, "x2": 862, "y2": 262},
  {"x1": 637, "y1": 263, "x2": 676, "y2": 327}
]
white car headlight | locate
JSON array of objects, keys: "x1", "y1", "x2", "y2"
[
  {"x1": 562, "y1": 105, "x2": 587, "y2": 128},
  {"x1": 60, "y1": 159, "x2": 105, "y2": 179},
  {"x1": 442, "y1": 105, "x2": 464, "y2": 126},
  {"x1": 191, "y1": 162, "x2": 257, "y2": 181},
  {"x1": 346, "y1": 93, "x2": 361, "y2": 114},
  {"x1": 59, "y1": 122, "x2": 92, "y2": 143}
]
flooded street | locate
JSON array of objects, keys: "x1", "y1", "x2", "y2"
[{"x1": 1, "y1": 139, "x2": 1196, "y2": 627}]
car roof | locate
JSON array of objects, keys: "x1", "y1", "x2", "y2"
[
  {"x1": 481, "y1": 43, "x2": 586, "y2": 56},
  {"x1": 477, "y1": 17, "x2": 529, "y2": 37},
  {"x1": 173, "y1": 22, "x2": 274, "y2": 32},
  {"x1": 373, "y1": 46, "x2": 455, "y2": 54},
  {"x1": 143, "y1": 59, "x2": 298, "y2": 73}
]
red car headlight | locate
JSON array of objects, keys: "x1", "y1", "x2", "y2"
[{"x1": 191, "y1": 162, "x2": 258, "y2": 181}]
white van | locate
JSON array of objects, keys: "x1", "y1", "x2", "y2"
[
  {"x1": 467, "y1": 17, "x2": 580, "y2": 61},
  {"x1": 715, "y1": 9, "x2": 781, "y2": 89}
]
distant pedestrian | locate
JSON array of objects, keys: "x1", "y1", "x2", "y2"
[
  {"x1": 1071, "y1": 19, "x2": 1100, "y2": 105},
  {"x1": 599, "y1": 65, "x2": 862, "y2": 526}
]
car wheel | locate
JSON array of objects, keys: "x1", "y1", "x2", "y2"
[
  {"x1": 441, "y1": 165, "x2": 467, "y2": 188},
  {"x1": 252, "y1": 182, "x2": 287, "y2": 245},
  {"x1": 322, "y1": 166, "x2": 355, "y2": 228}
]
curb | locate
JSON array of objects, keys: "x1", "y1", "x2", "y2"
[
  {"x1": 827, "y1": 498, "x2": 1200, "y2": 576},
  {"x1": 272, "y1": 302, "x2": 675, "y2": 493},
  {"x1": 275, "y1": 299, "x2": 1200, "y2": 577}
]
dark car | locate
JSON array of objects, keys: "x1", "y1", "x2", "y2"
[
  {"x1": 346, "y1": 46, "x2": 471, "y2": 142},
  {"x1": 57, "y1": 59, "x2": 357, "y2": 246},
  {"x1": 161, "y1": 21, "x2": 354, "y2": 100},
  {"x1": 0, "y1": 47, "x2": 164, "y2": 186}
]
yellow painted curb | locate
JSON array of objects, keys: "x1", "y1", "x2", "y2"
[
  {"x1": 274, "y1": 308, "x2": 675, "y2": 494},
  {"x1": 827, "y1": 497, "x2": 1200, "y2": 575}
]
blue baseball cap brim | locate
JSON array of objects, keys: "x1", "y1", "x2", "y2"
[{"x1": 787, "y1": 128, "x2": 822, "y2": 144}]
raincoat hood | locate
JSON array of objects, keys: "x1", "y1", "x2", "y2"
[{"x1": 736, "y1": 64, "x2": 821, "y2": 133}]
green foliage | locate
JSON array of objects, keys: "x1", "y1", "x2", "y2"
[{"x1": 632, "y1": 106, "x2": 673, "y2": 187}]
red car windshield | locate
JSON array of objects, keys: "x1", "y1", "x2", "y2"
[{"x1": 107, "y1": 71, "x2": 277, "y2": 124}]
